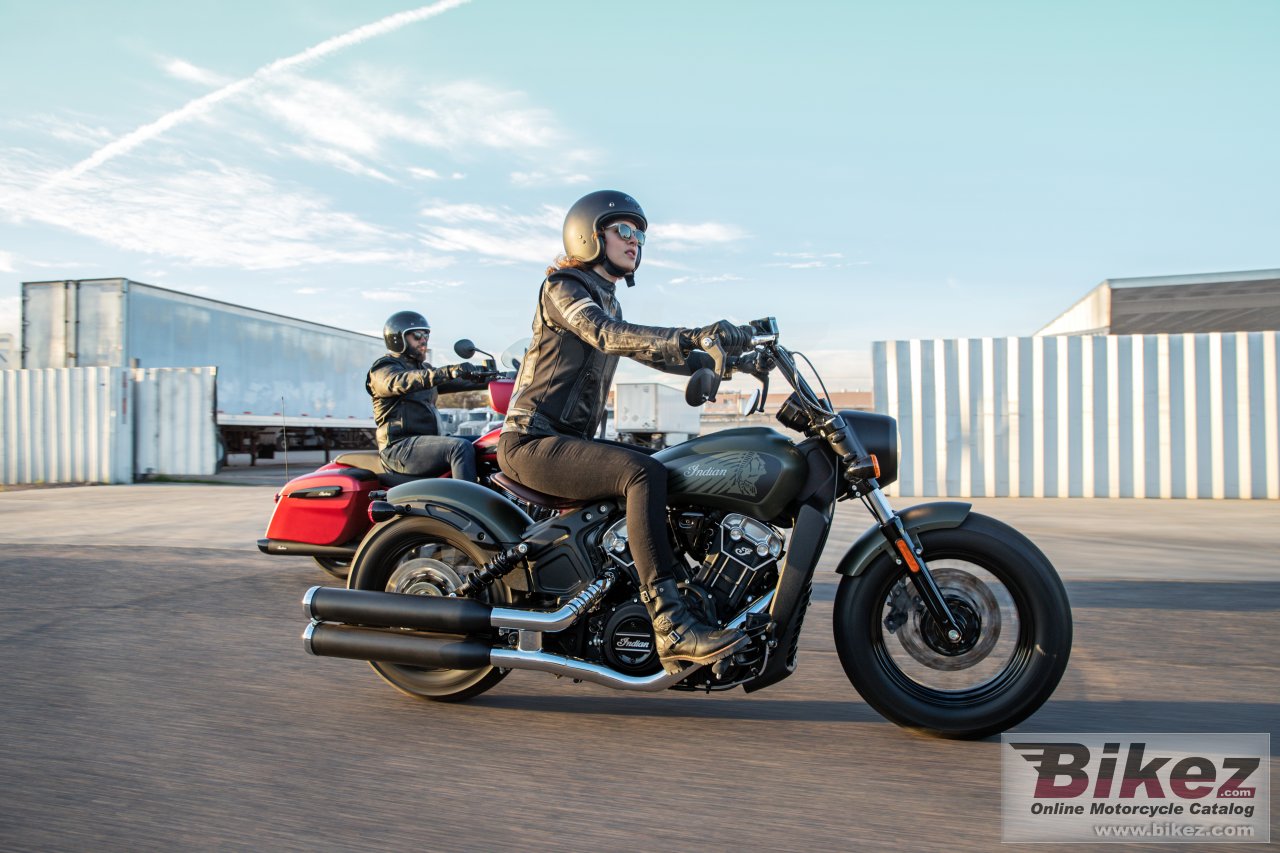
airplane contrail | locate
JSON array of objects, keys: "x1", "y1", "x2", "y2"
[{"x1": 42, "y1": 0, "x2": 472, "y2": 188}]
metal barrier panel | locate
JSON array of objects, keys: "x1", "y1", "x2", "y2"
[
  {"x1": 873, "y1": 332, "x2": 1280, "y2": 499},
  {"x1": 0, "y1": 367, "x2": 132, "y2": 484},
  {"x1": 132, "y1": 367, "x2": 218, "y2": 477}
]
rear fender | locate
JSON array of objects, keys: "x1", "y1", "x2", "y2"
[
  {"x1": 379, "y1": 478, "x2": 532, "y2": 548},
  {"x1": 835, "y1": 501, "x2": 972, "y2": 578}
]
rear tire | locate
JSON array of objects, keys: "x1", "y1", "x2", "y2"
[
  {"x1": 834, "y1": 513, "x2": 1071, "y2": 739},
  {"x1": 348, "y1": 516, "x2": 509, "y2": 702}
]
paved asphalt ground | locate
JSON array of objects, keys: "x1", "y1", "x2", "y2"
[{"x1": 0, "y1": 459, "x2": 1276, "y2": 851}]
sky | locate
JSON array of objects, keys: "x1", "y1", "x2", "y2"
[{"x1": 1, "y1": 0, "x2": 1277, "y2": 388}]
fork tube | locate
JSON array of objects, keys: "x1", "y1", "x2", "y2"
[{"x1": 866, "y1": 486, "x2": 965, "y2": 641}]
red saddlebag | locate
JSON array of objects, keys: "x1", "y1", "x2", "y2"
[{"x1": 265, "y1": 467, "x2": 380, "y2": 546}]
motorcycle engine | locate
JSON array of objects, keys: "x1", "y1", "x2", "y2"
[
  {"x1": 600, "y1": 512, "x2": 784, "y2": 621},
  {"x1": 687, "y1": 513, "x2": 784, "y2": 616}
]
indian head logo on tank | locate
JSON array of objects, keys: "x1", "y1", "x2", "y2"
[{"x1": 674, "y1": 451, "x2": 773, "y2": 498}]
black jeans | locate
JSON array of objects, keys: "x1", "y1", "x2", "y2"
[{"x1": 498, "y1": 432, "x2": 672, "y2": 587}]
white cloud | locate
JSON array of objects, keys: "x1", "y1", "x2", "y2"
[
  {"x1": 0, "y1": 150, "x2": 444, "y2": 271},
  {"x1": 390, "y1": 278, "x2": 465, "y2": 290},
  {"x1": 0, "y1": 249, "x2": 13, "y2": 272},
  {"x1": 651, "y1": 221, "x2": 748, "y2": 251},
  {"x1": 667, "y1": 273, "x2": 745, "y2": 286},
  {"x1": 161, "y1": 58, "x2": 233, "y2": 88},
  {"x1": 360, "y1": 278, "x2": 466, "y2": 302},
  {"x1": 25, "y1": 116, "x2": 119, "y2": 147},
  {"x1": 417, "y1": 202, "x2": 563, "y2": 264},
  {"x1": 510, "y1": 170, "x2": 590, "y2": 187},
  {"x1": 419, "y1": 203, "x2": 508, "y2": 225},
  {"x1": 284, "y1": 143, "x2": 394, "y2": 182},
  {"x1": 362, "y1": 289, "x2": 414, "y2": 302},
  {"x1": 638, "y1": 257, "x2": 689, "y2": 270},
  {"x1": 409, "y1": 167, "x2": 442, "y2": 180},
  {"x1": 765, "y1": 251, "x2": 869, "y2": 270},
  {"x1": 294, "y1": 287, "x2": 324, "y2": 295},
  {"x1": 43, "y1": 0, "x2": 474, "y2": 187},
  {"x1": 416, "y1": 80, "x2": 565, "y2": 151},
  {"x1": 419, "y1": 226, "x2": 557, "y2": 264}
]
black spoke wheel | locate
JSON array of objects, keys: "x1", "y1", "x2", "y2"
[
  {"x1": 313, "y1": 556, "x2": 351, "y2": 580},
  {"x1": 348, "y1": 516, "x2": 509, "y2": 702},
  {"x1": 834, "y1": 513, "x2": 1071, "y2": 739}
]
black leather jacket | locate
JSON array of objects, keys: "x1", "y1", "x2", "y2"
[
  {"x1": 503, "y1": 267, "x2": 695, "y2": 439},
  {"x1": 366, "y1": 354, "x2": 484, "y2": 450}
]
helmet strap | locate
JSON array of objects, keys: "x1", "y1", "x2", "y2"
[{"x1": 599, "y1": 236, "x2": 640, "y2": 286}]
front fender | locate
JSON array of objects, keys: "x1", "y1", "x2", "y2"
[
  {"x1": 835, "y1": 501, "x2": 972, "y2": 578},
  {"x1": 382, "y1": 478, "x2": 533, "y2": 547}
]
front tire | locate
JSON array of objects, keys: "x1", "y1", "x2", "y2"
[
  {"x1": 834, "y1": 513, "x2": 1071, "y2": 739},
  {"x1": 348, "y1": 516, "x2": 509, "y2": 702}
]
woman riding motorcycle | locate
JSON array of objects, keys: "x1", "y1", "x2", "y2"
[{"x1": 498, "y1": 190, "x2": 756, "y2": 673}]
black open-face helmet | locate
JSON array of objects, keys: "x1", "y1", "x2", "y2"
[
  {"x1": 383, "y1": 310, "x2": 430, "y2": 354},
  {"x1": 562, "y1": 190, "x2": 647, "y2": 283}
]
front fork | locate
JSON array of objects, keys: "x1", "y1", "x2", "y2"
[{"x1": 863, "y1": 485, "x2": 966, "y2": 644}]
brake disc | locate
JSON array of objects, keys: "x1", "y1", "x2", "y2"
[
  {"x1": 387, "y1": 558, "x2": 466, "y2": 597},
  {"x1": 893, "y1": 567, "x2": 1002, "y2": 671}
]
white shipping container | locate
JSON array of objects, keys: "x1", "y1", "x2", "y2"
[{"x1": 615, "y1": 382, "x2": 701, "y2": 435}]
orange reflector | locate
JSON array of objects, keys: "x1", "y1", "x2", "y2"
[
  {"x1": 894, "y1": 538, "x2": 921, "y2": 573},
  {"x1": 870, "y1": 454, "x2": 881, "y2": 479}
]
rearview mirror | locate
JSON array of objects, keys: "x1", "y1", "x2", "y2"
[
  {"x1": 453, "y1": 339, "x2": 477, "y2": 359},
  {"x1": 740, "y1": 388, "x2": 762, "y2": 415},
  {"x1": 685, "y1": 367, "x2": 721, "y2": 406}
]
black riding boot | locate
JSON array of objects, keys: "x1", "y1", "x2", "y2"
[{"x1": 640, "y1": 578, "x2": 748, "y2": 674}]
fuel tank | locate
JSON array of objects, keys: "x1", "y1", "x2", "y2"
[{"x1": 655, "y1": 427, "x2": 808, "y2": 520}]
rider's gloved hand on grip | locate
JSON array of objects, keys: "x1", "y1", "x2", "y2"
[
  {"x1": 447, "y1": 362, "x2": 480, "y2": 380},
  {"x1": 690, "y1": 320, "x2": 753, "y2": 355}
]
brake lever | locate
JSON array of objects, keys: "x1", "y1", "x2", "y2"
[{"x1": 699, "y1": 334, "x2": 732, "y2": 380}]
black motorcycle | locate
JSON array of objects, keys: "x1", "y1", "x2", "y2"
[{"x1": 301, "y1": 319, "x2": 1071, "y2": 738}]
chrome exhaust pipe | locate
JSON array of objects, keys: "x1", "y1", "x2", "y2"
[
  {"x1": 490, "y1": 648, "x2": 689, "y2": 691},
  {"x1": 302, "y1": 590, "x2": 775, "y2": 693},
  {"x1": 302, "y1": 623, "x2": 688, "y2": 691}
]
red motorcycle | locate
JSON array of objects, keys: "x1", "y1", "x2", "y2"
[{"x1": 258, "y1": 340, "x2": 525, "y2": 580}]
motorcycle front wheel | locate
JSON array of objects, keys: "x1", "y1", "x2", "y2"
[
  {"x1": 833, "y1": 513, "x2": 1071, "y2": 739},
  {"x1": 348, "y1": 516, "x2": 509, "y2": 702}
]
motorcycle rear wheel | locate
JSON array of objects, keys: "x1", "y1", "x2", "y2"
[
  {"x1": 833, "y1": 513, "x2": 1071, "y2": 739},
  {"x1": 348, "y1": 516, "x2": 509, "y2": 702}
]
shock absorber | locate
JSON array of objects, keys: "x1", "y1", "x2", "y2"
[{"x1": 452, "y1": 543, "x2": 529, "y2": 598}]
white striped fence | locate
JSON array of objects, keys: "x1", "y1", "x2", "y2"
[{"x1": 872, "y1": 332, "x2": 1279, "y2": 499}]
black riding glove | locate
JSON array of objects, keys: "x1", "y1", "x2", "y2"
[
  {"x1": 447, "y1": 362, "x2": 481, "y2": 381},
  {"x1": 684, "y1": 320, "x2": 754, "y2": 356}
]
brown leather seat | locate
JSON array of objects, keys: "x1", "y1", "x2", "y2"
[{"x1": 491, "y1": 472, "x2": 589, "y2": 510}]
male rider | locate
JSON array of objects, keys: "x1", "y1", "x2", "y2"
[{"x1": 367, "y1": 311, "x2": 487, "y2": 481}]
